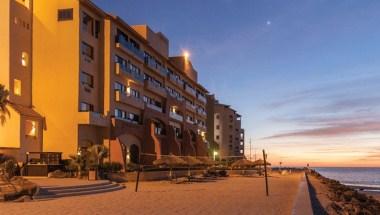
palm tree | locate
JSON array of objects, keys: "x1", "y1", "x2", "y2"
[{"x1": 0, "y1": 84, "x2": 10, "y2": 125}]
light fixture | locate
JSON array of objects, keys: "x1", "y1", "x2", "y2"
[{"x1": 183, "y1": 51, "x2": 190, "y2": 59}]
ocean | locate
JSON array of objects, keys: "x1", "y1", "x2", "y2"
[{"x1": 314, "y1": 167, "x2": 380, "y2": 193}]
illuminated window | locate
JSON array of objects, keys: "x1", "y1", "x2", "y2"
[
  {"x1": 14, "y1": 79, "x2": 21, "y2": 96},
  {"x1": 25, "y1": 120, "x2": 37, "y2": 137},
  {"x1": 21, "y1": 52, "x2": 29, "y2": 67}
]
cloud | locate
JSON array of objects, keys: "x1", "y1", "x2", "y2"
[{"x1": 262, "y1": 120, "x2": 380, "y2": 139}]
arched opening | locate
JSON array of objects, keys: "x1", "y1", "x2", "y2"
[
  {"x1": 190, "y1": 130, "x2": 197, "y2": 142},
  {"x1": 129, "y1": 144, "x2": 139, "y2": 164}
]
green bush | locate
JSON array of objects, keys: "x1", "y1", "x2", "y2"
[{"x1": 100, "y1": 162, "x2": 123, "y2": 173}]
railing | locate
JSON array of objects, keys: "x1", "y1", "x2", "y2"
[
  {"x1": 197, "y1": 94, "x2": 207, "y2": 103},
  {"x1": 146, "y1": 103, "x2": 163, "y2": 113},
  {"x1": 169, "y1": 74, "x2": 184, "y2": 87},
  {"x1": 168, "y1": 91, "x2": 184, "y2": 102},
  {"x1": 185, "y1": 85, "x2": 196, "y2": 96},
  {"x1": 185, "y1": 102, "x2": 196, "y2": 112},
  {"x1": 115, "y1": 91, "x2": 144, "y2": 109},
  {"x1": 115, "y1": 63, "x2": 144, "y2": 83},
  {"x1": 145, "y1": 80, "x2": 166, "y2": 96},
  {"x1": 169, "y1": 112, "x2": 183, "y2": 122},
  {"x1": 115, "y1": 116, "x2": 140, "y2": 125},
  {"x1": 186, "y1": 118, "x2": 195, "y2": 124},
  {"x1": 115, "y1": 35, "x2": 145, "y2": 61},
  {"x1": 197, "y1": 108, "x2": 207, "y2": 116}
]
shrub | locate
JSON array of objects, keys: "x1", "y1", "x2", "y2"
[{"x1": 100, "y1": 162, "x2": 123, "y2": 173}]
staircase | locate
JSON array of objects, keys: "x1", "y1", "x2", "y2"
[{"x1": 33, "y1": 180, "x2": 124, "y2": 200}]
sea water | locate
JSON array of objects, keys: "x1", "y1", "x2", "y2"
[{"x1": 314, "y1": 167, "x2": 380, "y2": 193}]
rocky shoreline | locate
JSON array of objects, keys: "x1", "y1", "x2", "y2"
[{"x1": 307, "y1": 170, "x2": 380, "y2": 214}]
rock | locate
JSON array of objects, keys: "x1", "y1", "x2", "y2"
[{"x1": 343, "y1": 190, "x2": 354, "y2": 202}]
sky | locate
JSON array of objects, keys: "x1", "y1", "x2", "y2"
[{"x1": 93, "y1": 0, "x2": 380, "y2": 167}]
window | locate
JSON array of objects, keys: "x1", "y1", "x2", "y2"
[
  {"x1": 16, "y1": 0, "x2": 30, "y2": 9},
  {"x1": 216, "y1": 135, "x2": 219, "y2": 140},
  {"x1": 81, "y1": 42, "x2": 93, "y2": 59},
  {"x1": 58, "y1": 9, "x2": 73, "y2": 21},
  {"x1": 216, "y1": 114, "x2": 220, "y2": 119},
  {"x1": 114, "y1": 109, "x2": 139, "y2": 123},
  {"x1": 79, "y1": 102, "x2": 93, "y2": 112},
  {"x1": 82, "y1": 12, "x2": 94, "y2": 35},
  {"x1": 80, "y1": 72, "x2": 93, "y2": 88},
  {"x1": 216, "y1": 125, "x2": 220, "y2": 130},
  {"x1": 114, "y1": 82, "x2": 126, "y2": 93},
  {"x1": 130, "y1": 89, "x2": 140, "y2": 98},
  {"x1": 25, "y1": 120, "x2": 37, "y2": 137},
  {"x1": 95, "y1": 21, "x2": 100, "y2": 38},
  {"x1": 14, "y1": 79, "x2": 21, "y2": 96},
  {"x1": 21, "y1": 52, "x2": 29, "y2": 67}
]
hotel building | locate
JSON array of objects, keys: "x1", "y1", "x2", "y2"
[
  {"x1": 0, "y1": 0, "x2": 209, "y2": 166},
  {"x1": 206, "y1": 95, "x2": 245, "y2": 160}
]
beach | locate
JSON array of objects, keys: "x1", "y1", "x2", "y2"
[{"x1": 0, "y1": 173, "x2": 302, "y2": 215}]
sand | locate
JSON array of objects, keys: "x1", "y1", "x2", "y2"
[{"x1": 0, "y1": 173, "x2": 303, "y2": 215}]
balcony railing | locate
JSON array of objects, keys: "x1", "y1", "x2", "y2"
[
  {"x1": 115, "y1": 63, "x2": 144, "y2": 83},
  {"x1": 115, "y1": 91, "x2": 144, "y2": 109},
  {"x1": 168, "y1": 74, "x2": 184, "y2": 87},
  {"x1": 145, "y1": 80, "x2": 167, "y2": 97},
  {"x1": 196, "y1": 108, "x2": 207, "y2": 116},
  {"x1": 185, "y1": 102, "x2": 196, "y2": 112},
  {"x1": 78, "y1": 111, "x2": 108, "y2": 127},
  {"x1": 169, "y1": 112, "x2": 183, "y2": 122},
  {"x1": 115, "y1": 116, "x2": 140, "y2": 125},
  {"x1": 197, "y1": 94, "x2": 207, "y2": 103},
  {"x1": 146, "y1": 103, "x2": 163, "y2": 113},
  {"x1": 186, "y1": 118, "x2": 195, "y2": 125},
  {"x1": 115, "y1": 35, "x2": 145, "y2": 61},
  {"x1": 168, "y1": 91, "x2": 184, "y2": 102},
  {"x1": 185, "y1": 85, "x2": 196, "y2": 97}
]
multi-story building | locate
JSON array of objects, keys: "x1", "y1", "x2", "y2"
[
  {"x1": 206, "y1": 95, "x2": 245, "y2": 161},
  {"x1": 0, "y1": 0, "x2": 209, "y2": 167}
]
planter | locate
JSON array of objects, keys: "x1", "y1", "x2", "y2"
[{"x1": 88, "y1": 170, "x2": 97, "y2": 180}]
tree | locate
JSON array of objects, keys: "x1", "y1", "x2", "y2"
[{"x1": 0, "y1": 84, "x2": 10, "y2": 125}]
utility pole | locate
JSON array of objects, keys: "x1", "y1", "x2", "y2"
[
  {"x1": 249, "y1": 138, "x2": 252, "y2": 160},
  {"x1": 263, "y1": 150, "x2": 269, "y2": 196}
]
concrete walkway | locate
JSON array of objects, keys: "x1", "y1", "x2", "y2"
[{"x1": 292, "y1": 173, "x2": 313, "y2": 215}]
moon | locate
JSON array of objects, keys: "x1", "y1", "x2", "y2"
[{"x1": 266, "y1": 20, "x2": 271, "y2": 26}]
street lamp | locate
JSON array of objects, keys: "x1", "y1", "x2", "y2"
[{"x1": 213, "y1": 151, "x2": 218, "y2": 161}]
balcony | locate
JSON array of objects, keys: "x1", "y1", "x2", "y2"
[
  {"x1": 185, "y1": 102, "x2": 196, "y2": 113},
  {"x1": 78, "y1": 111, "x2": 108, "y2": 127},
  {"x1": 184, "y1": 85, "x2": 196, "y2": 97},
  {"x1": 115, "y1": 63, "x2": 144, "y2": 83},
  {"x1": 168, "y1": 74, "x2": 184, "y2": 88},
  {"x1": 197, "y1": 94, "x2": 207, "y2": 103},
  {"x1": 144, "y1": 58, "x2": 168, "y2": 77},
  {"x1": 115, "y1": 36, "x2": 144, "y2": 62},
  {"x1": 169, "y1": 112, "x2": 183, "y2": 122},
  {"x1": 115, "y1": 116, "x2": 140, "y2": 125},
  {"x1": 186, "y1": 118, "x2": 195, "y2": 125},
  {"x1": 196, "y1": 108, "x2": 207, "y2": 117},
  {"x1": 115, "y1": 91, "x2": 144, "y2": 109},
  {"x1": 144, "y1": 80, "x2": 167, "y2": 97},
  {"x1": 146, "y1": 103, "x2": 163, "y2": 113},
  {"x1": 168, "y1": 91, "x2": 184, "y2": 102}
]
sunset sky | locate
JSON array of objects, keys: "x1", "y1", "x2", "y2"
[{"x1": 93, "y1": 0, "x2": 380, "y2": 167}]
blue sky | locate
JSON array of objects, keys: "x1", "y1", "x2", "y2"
[{"x1": 93, "y1": 0, "x2": 380, "y2": 166}]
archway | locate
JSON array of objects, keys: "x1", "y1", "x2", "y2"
[{"x1": 129, "y1": 144, "x2": 139, "y2": 164}]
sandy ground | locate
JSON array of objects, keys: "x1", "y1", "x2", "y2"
[{"x1": 0, "y1": 173, "x2": 302, "y2": 215}]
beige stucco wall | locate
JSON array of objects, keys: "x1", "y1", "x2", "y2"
[
  {"x1": 0, "y1": 0, "x2": 10, "y2": 90},
  {"x1": 0, "y1": 108, "x2": 21, "y2": 149},
  {"x1": 32, "y1": 0, "x2": 80, "y2": 157}
]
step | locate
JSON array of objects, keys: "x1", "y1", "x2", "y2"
[
  {"x1": 39, "y1": 181, "x2": 111, "y2": 191},
  {"x1": 39, "y1": 183, "x2": 119, "y2": 195},
  {"x1": 33, "y1": 184, "x2": 124, "y2": 200}
]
